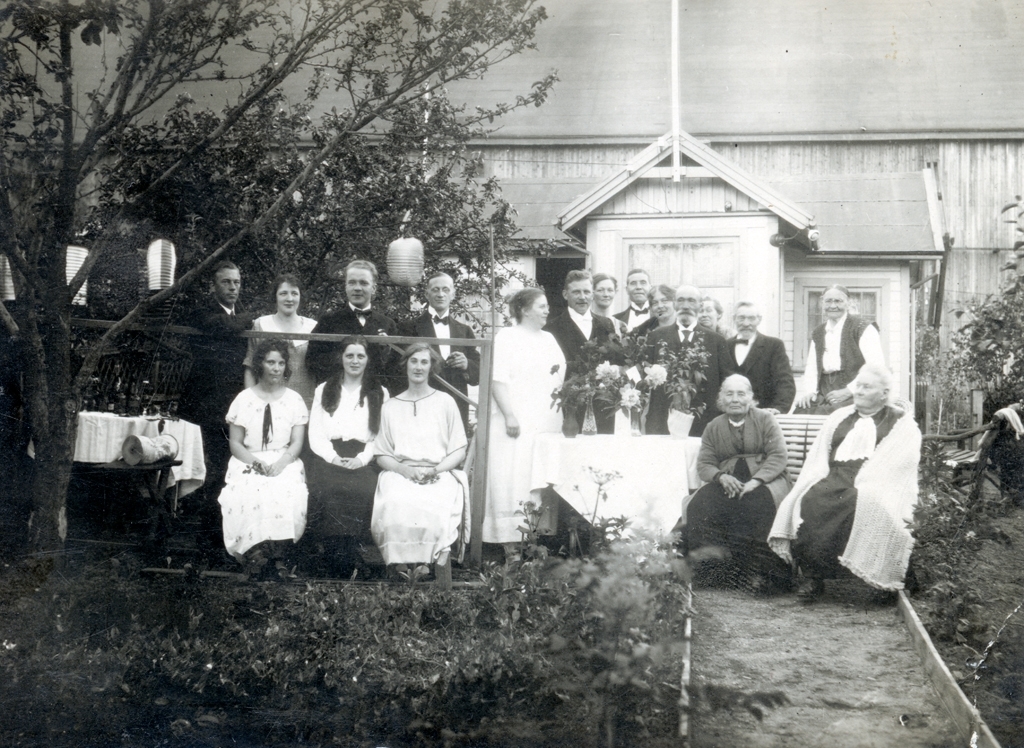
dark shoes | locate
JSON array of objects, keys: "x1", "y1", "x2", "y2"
[{"x1": 795, "y1": 577, "x2": 825, "y2": 602}]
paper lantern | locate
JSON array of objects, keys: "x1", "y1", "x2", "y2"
[
  {"x1": 387, "y1": 237, "x2": 425, "y2": 287},
  {"x1": 66, "y1": 245, "x2": 89, "y2": 306},
  {"x1": 0, "y1": 255, "x2": 14, "y2": 301},
  {"x1": 147, "y1": 239, "x2": 177, "y2": 291}
]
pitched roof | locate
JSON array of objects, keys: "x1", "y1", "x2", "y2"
[
  {"x1": 555, "y1": 131, "x2": 815, "y2": 240},
  {"x1": 768, "y1": 171, "x2": 946, "y2": 257},
  {"x1": 450, "y1": 0, "x2": 1024, "y2": 140}
]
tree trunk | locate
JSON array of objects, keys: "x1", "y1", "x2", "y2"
[{"x1": 21, "y1": 274, "x2": 77, "y2": 556}]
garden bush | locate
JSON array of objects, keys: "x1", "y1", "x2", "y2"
[{"x1": 0, "y1": 528, "x2": 693, "y2": 747}]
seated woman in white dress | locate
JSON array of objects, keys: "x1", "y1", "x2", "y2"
[
  {"x1": 218, "y1": 339, "x2": 309, "y2": 571},
  {"x1": 371, "y1": 343, "x2": 469, "y2": 575}
]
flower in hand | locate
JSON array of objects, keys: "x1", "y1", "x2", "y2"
[{"x1": 244, "y1": 461, "x2": 269, "y2": 476}]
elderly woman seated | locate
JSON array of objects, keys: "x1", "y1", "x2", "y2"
[
  {"x1": 769, "y1": 363, "x2": 922, "y2": 600},
  {"x1": 683, "y1": 374, "x2": 793, "y2": 592},
  {"x1": 371, "y1": 343, "x2": 469, "y2": 579}
]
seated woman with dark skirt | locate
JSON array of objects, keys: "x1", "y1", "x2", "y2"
[
  {"x1": 305, "y1": 336, "x2": 387, "y2": 574},
  {"x1": 684, "y1": 374, "x2": 792, "y2": 592},
  {"x1": 769, "y1": 363, "x2": 922, "y2": 601}
]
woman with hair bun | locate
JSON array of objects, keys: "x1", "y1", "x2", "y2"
[{"x1": 483, "y1": 288, "x2": 565, "y2": 548}]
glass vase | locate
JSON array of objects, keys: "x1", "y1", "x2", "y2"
[
  {"x1": 581, "y1": 396, "x2": 598, "y2": 436},
  {"x1": 630, "y1": 407, "x2": 643, "y2": 436}
]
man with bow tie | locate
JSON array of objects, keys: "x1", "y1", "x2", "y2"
[
  {"x1": 402, "y1": 270, "x2": 480, "y2": 429},
  {"x1": 612, "y1": 268, "x2": 653, "y2": 332},
  {"x1": 645, "y1": 283, "x2": 734, "y2": 437},
  {"x1": 728, "y1": 301, "x2": 795, "y2": 414},
  {"x1": 306, "y1": 258, "x2": 398, "y2": 389},
  {"x1": 545, "y1": 269, "x2": 618, "y2": 433}
]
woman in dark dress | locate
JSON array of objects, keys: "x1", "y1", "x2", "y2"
[
  {"x1": 770, "y1": 363, "x2": 922, "y2": 600},
  {"x1": 305, "y1": 336, "x2": 387, "y2": 574},
  {"x1": 684, "y1": 374, "x2": 792, "y2": 592}
]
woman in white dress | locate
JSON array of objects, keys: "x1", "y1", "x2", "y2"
[
  {"x1": 219, "y1": 339, "x2": 309, "y2": 568},
  {"x1": 245, "y1": 273, "x2": 319, "y2": 408},
  {"x1": 306, "y1": 335, "x2": 388, "y2": 574},
  {"x1": 483, "y1": 288, "x2": 566, "y2": 546},
  {"x1": 371, "y1": 343, "x2": 469, "y2": 572}
]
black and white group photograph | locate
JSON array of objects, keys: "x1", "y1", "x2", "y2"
[{"x1": 1, "y1": 0, "x2": 1023, "y2": 746}]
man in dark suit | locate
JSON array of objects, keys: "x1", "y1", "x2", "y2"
[
  {"x1": 729, "y1": 301, "x2": 795, "y2": 414},
  {"x1": 178, "y1": 260, "x2": 252, "y2": 558},
  {"x1": 645, "y1": 284, "x2": 735, "y2": 437},
  {"x1": 306, "y1": 258, "x2": 399, "y2": 391},
  {"x1": 545, "y1": 269, "x2": 618, "y2": 433},
  {"x1": 612, "y1": 268, "x2": 652, "y2": 332},
  {"x1": 402, "y1": 270, "x2": 480, "y2": 429}
]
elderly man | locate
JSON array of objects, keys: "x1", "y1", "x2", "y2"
[
  {"x1": 728, "y1": 301, "x2": 795, "y2": 414},
  {"x1": 545, "y1": 269, "x2": 618, "y2": 433},
  {"x1": 179, "y1": 260, "x2": 252, "y2": 560},
  {"x1": 769, "y1": 364, "x2": 922, "y2": 600},
  {"x1": 613, "y1": 268, "x2": 652, "y2": 332},
  {"x1": 645, "y1": 283, "x2": 735, "y2": 436},
  {"x1": 685, "y1": 374, "x2": 793, "y2": 592},
  {"x1": 306, "y1": 258, "x2": 398, "y2": 389},
  {"x1": 402, "y1": 270, "x2": 480, "y2": 429}
]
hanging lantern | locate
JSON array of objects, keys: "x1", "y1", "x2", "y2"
[
  {"x1": 146, "y1": 239, "x2": 177, "y2": 291},
  {"x1": 0, "y1": 255, "x2": 15, "y2": 301},
  {"x1": 66, "y1": 245, "x2": 89, "y2": 306},
  {"x1": 387, "y1": 237, "x2": 425, "y2": 287}
]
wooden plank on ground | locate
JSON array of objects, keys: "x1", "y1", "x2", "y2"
[{"x1": 897, "y1": 591, "x2": 1002, "y2": 748}]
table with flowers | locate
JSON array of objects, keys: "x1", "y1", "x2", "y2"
[{"x1": 529, "y1": 433, "x2": 703, "y2": 536}]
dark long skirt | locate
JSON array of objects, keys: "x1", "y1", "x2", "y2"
[
  {"x1": 683, "y1": 460, "x2": 790, "y2": 586},
  {"x1": 791, "y1": 461, "x2": 862, "y2": 579},
  {"x1": 305, "y1": 439, "x2": 380, "y2": 539}
]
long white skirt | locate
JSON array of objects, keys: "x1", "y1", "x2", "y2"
[
  {"x1": 371, "y1": 470, "x2": 469, "y2": 565},
  {"x1": 218, "y1": 450, "x2": 308, "y2": 559}
]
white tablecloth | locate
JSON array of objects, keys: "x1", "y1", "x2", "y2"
[
  {"x1": 75, "y1": 412, "x2": 206, "y2": 497},
  {"x1": 529, "y1": 433, "x2": 703, "y2": 536}
]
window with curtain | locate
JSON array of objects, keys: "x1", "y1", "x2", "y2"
[{"x1": 626, "y1": 241, "x2": 735, "y2": 288}]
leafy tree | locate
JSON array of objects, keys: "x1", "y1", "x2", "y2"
[{"x1": 0, "y1": 0, "x2": 554, "y2": 554}]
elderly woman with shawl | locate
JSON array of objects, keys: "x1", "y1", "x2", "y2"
[{"x1": 769, "y1": 363, "x2": 921, "y2": 600}]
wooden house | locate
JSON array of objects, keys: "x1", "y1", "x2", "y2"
[{"x1": 443, "y1": 0, "x2": 1024, "y2": 396}]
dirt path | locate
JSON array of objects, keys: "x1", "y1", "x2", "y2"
[{"x1": 688, "y1": 583, "x2": 961, "y2": 747}]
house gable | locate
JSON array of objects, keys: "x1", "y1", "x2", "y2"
[{"x1": 556, "y1": 131, "x2": 816, "y2": 244}]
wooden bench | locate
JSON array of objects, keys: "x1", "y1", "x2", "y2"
[{"x1": 774, "y1": 414, "x2": 829, "y2": 483}]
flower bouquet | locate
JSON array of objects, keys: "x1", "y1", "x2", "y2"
[{"x1": 649, "y1": 339, "x2": 710, "y2": 437}]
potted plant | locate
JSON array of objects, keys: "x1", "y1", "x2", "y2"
[{"x1": 651, "y1": 339, "x2": 710, "y2": 438}]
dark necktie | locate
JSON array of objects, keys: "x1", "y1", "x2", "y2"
[
  {"x1": 735, "y1": 338, "x2": 749, "y2": 346},
  {"x1": 261, "y1": 403, "x2": 273, "y2": 450},
  {"x1": 432, "y1": 315, "x2": 449, "y2": 325},
  {"x1": 354, "y1": 308, "x2": 370, "y2": 323},
  {"x1": 631, "y1": 305, "x2": 648, "y2": 315}
]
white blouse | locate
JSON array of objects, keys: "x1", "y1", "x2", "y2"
[{"x1": 308, "y1": 381, "x2": 390, "y2": 467}]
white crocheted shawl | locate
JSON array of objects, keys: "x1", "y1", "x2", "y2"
[{"x1": 768, "y1": 399, "x2": 921, "y2": 590}]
